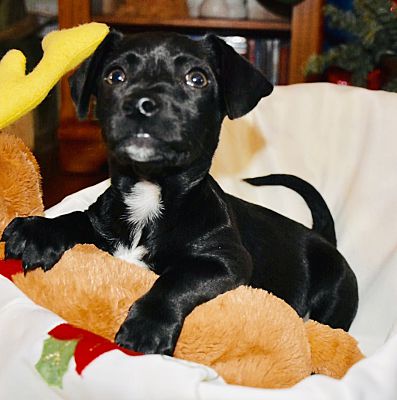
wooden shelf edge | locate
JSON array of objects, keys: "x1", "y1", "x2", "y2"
[
  {"x1": 93, "y1": 15, "x2": 291, "y2": 32},
  {"x1": 289, "y1": 0, "x2": 324, "y2": 84}
]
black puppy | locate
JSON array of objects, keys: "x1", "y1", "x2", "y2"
[{"x1": 2, "y1": 31, "x2": 358, "y2": 355}]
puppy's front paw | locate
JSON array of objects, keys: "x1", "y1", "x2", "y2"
[
  {"x1": 1, "y1": 216, "x2": 71, "y2": 272},
  {"x1": 115, "y1": 304, "x2": 181, "y2": 355}
]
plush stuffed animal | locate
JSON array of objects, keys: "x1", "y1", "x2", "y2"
[
  {"x1": 12, "y1": 243, "x2": 364, "y2": 388},
  {"x1": 0, "y1": 134, "x2": 44, "y2": 259},
  {"x1": 0, "y1": 22, "x2": 109, "y2": 129},
  {"x1": 0, "y1": 23, "x2": 364, "y2": 389}
]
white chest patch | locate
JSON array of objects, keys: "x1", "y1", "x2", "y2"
[
  {"x1": 113, "y1": 180, "x2": 163, "y2": 269},
  {"x1": 124, "y1": 180, "x2": 164, "y2": 229},
  {"x1": 113, "y1": 243, "x2": 149, "y2": 269}
]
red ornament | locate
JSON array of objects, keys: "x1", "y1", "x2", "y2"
[
  {"x1": 367, "y1": 69, "x2": 382, "y2": 90},
  {"x1": 326, "y1": 67, "x2": 352, "y2": 86}
]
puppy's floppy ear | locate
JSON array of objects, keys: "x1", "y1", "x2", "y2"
[
  {"x1": 69, "y1": 30, "x2": 123, "y2": 119},
  {"x1": 204, "y1": 35, "x2": 273, "y2": 120}
]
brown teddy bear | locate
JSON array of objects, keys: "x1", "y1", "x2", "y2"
[{"x1": 0, "y1": 133, "x2": 364, "y2": 389}]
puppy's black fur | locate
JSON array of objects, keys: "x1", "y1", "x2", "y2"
[{"x1": 2, "y1": 31, "x2": 358, "y2": 355}]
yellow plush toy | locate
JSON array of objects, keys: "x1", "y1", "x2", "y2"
[
  {"x1": 0, "y1": 24, "x2": 364, "y2": 390},
  {"x1": 0, "y1": 22, "x2": 109, "y2": 129}
]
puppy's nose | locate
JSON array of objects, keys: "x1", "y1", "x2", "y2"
[{"x1": 136, "y1": 97, "x2": 159, "y2": 117}]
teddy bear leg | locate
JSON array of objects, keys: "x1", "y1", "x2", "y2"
[{"x1": 305, "y1": 320, "x2": 364, "y2": 379}]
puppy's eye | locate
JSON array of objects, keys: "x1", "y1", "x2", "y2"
[
  {"x1": 104, "y1": 68, "x2": 126, "y2": 85},
  {"x1": 185, "y1": 69, "x2": 208, "y2": 88}
]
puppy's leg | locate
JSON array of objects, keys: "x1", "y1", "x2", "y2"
[
  {"x1": 115, "y1": 249, "x2": 251, "y2": 355},
  {"x1": 2, "y1": 211, "x2": 98, "y2": 272},
  {"x1": 307, "y1": 240, "x2": 358, "y2": 331}
]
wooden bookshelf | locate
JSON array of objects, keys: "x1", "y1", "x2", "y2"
[
  {"x1": 57, "y1": 0, "x2": 324, "y2": 173},
  {"x1": 93, "y1": 15, "x2": 291, "y2": 32}
]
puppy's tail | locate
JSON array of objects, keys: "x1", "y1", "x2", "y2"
[{"x1": 244, "y1": 174, "x2": 337, "y2": 246}]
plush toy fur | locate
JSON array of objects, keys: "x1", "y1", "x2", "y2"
[
  {"x1": 0, "y1": 22, "x2": 109, "y2": 129},
  {"x1": 0, "y1": 134, "x2": 364, "y2": 389},
  {"x1": 0, "y1": 134, "x2": 44, "y2": 259}
]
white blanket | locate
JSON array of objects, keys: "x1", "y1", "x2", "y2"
[{"x1": 2, "y1": 83, "x2": 397, "y2": 399}]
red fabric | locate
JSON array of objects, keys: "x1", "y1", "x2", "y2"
[
  {"x1": 0, "y1": 259, "x2": 144, "y2": 374},
  {"x1": 0, "y1": 259, "x2": 23, "y2": 281},
  {"x1": 49, "y1": 323, "x2": 143, "y2": 375}
]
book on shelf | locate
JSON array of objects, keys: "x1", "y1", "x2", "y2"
[{"x1": 222, "y1": 36, "x2": 290, "y2": 86}]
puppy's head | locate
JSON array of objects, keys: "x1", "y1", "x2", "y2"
[{"x1": 70, "y1": 31, "x2": 273, "y2": 173}]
